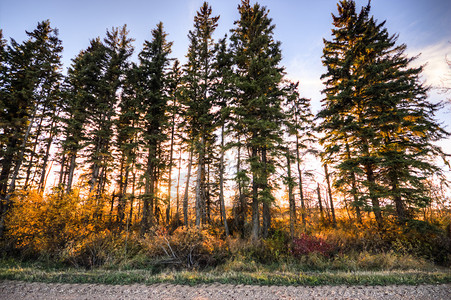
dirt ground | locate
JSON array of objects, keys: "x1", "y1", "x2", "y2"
[{"x1": 1, "y1": 280, "x2": 450, "y2": 299}]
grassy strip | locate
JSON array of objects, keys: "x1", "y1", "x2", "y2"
[{"x1": 0, "y1": 261, "x2": 450, "y2": 286}]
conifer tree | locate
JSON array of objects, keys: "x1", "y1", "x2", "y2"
[
  {"x1": 24, "y1": 21, "x2": 63, "y2": 191},
  {"x1": 182, "y1": 2, "x2": 219, "y2": 227},
  {"x1": 137, "y1": 22, "x2": 172, "y2": 233},
  {"x1": 357, "y1": 12, "x2": 449, "y2": 221},
  {"x1": 0, "y1": 21, "x2": 64, "y2": 236},
  {"x1": 115, "y1": 64, "x2": 140, "y2": 228},
  {"x1": 212, "y1": 36, "x2": 233, "y2": 236},
  {"x1": 230, "y1": 0, "x2": 285, "y2": 239},
  {"x1": 59, "y1": 50, "x2": 91, "y2": 192},
  {"x1": 283, "y1": 81, "x2": 315, "y2": 229},
  {"x1": 87, "y1": 26, "x2": 133, "y2": 196},
  {"x1": 165, "y1": 59, "x2": 182, "y2": 224},
  {"x1": 319, "y1": 0, "x2": 449, "y2": 224},
  {"x1": 59, "y1": 26, "x2": 132, "y2": 197},
  {"x1": 318, "y1": 0, "x2": 380, "y2": 223}
]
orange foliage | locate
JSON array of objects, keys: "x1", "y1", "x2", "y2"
[{"x1": 6, "y1": 190, "x2": 110, "y2": 255}]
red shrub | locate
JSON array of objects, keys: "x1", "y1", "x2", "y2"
[{"x1": 291, "y1": 234, "x2": 335, "y2": 257}]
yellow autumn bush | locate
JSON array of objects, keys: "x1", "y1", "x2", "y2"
[{"x1": 6, "y1": 190, "x2": 110, "y2": 256}]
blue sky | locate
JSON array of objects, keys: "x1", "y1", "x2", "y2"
[{"x1": 1, "y1": 0, "x2": 451, "y2": 140}]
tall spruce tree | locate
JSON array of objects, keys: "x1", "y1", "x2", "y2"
[
  {"x1": 115, "y1": 64, "x2": 140, "y2": 229},
  {"x1": 86, "y1": 26, "x2": 133, "y2": 196},
  {"x1": 165, "y1": 59, "x2": 182, "y2": 224},
  {"x1": 59, "y1": 49, "x2": 91, "y2": 192},
  {"x1": 230, "y1": 0, "x2": 285, "y2": 239},
  {"x1": 357, "y1": 10, "x2": 449, "y2": 221},
  {"x1": 212, "y1": 36, "x2": 233, "y2": 236},
  {"x1": 182, "y1": 2, "x2": 219, "y2": 227},
  {"x1": 137, "y1": 22, "x2": 173, "y2": 233},
  {"x1": 319, "y1": 0, "x2": 449, "y2": 224},
  {"x1": 26, "y1": 21, "x2": 63, "y2": 191},
  {"x1": 318, "y1": 0, "x2": 379, "y2": 223},
  {"x1": 283, "y1": 81, "x2": 314, "y2": 229},
  {"x1": 0, "y1": 21, "x2": 63, "y2": 236}
]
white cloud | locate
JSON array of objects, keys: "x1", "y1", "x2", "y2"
[{"x1": 408, "y1": 40, "x2": 451, "y2": 87}]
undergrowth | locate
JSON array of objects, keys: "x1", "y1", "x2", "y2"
[{"x1": 1, "y1": 190, "x2": 450, "y2": 285}]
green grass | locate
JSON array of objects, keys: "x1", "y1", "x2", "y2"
[{"x1": 1, "y1": 259, "x2": 450, "y2": 286}]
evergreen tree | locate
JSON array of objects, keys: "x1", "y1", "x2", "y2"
[
  {"x1": 182, "y1": 2, "x2": 219, "y2": 227},
  {"x1": 318, "y1": 0, "x2": 379, "y2": 223},
  {"x1": 319, "y1": 0, "x2": 449, "y2": 224},
  {"x1": 0, "y1": 21, "x2": 63, "y2": 236},
  {"x1": 59, "y1": 49, "x2": 91, "y2": 192},
  {"x1": 212, "y1": 36, "x2": 233, "y2": 236},
  {"x1": 230, "y1": 0, "x2": 285, "y2": 239},
  {"x1": 22, "y1": 21, "x2": 63, "y2": 191},
  {"x1": 137, "y1": 22, "x2": 172, "y2": 233},
  {"x1": 115, "y1": 64, "x2": 140, "y2": 229},
  {"x1": 60, "y1": 26, "x2": 132, "y2": 197},
  {"x1": 358, "y1": 13, "x2": 449, "y2": 221},
  {"x1": 283, "y1": 81, "x2": 315, "y2": 229},
  {"x1": 165, "y1": 59, "x2": 182, "y2": 224},
  {"x1": 87, "y1": 26, "x2": 133, "y2": 196}
]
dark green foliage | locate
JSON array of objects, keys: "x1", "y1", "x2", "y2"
[
  {"x1": 230, "y1": 0, "x2": 286, "y2": 239},
  {"x1": 136, "y1": 22, "x2": 173, "y2": 232},
  {"x1": 59, "y1": 26, "x2": 134, "y2": 196},
  {"x1": 85, "y1": 26, "x2": 133, "y2": 196},
  {"x1": 0, "y1": 21, "x2": 64, "y2": 237},
  {"x1": 181, "y1": 2, "x2": 220, "y2": 227},
  {"x1": 318, "y1": 0, "x2": 449, "y2": 223}
]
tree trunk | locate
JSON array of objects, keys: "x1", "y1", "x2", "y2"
[
  {"x1": 204, "y1": 159, "x2": 210, "y2": 224},
  {"x1": 195, "y1": 135, "x2": 205, "y2": 227},
  {"x1": 261, "y1": 146, "x2": 270, "y2": 238},
  {"x1": 365, "y1": 163, "x2": 383, "y2": 225},
  {"x1": 89, "y1": 162, "x2": 99, "y2": 195},
  {"x1": 176, "y1": 145, "x2": 182, "y2": 216},
  {"x1": 141, "y1": 145, "x2": 156, "y2": 234},
  {"x1": 219, "y1": 124, "x2": 229, "y2": 237},
  {"x1": 130, "y1": 161, "x2": 136, "y2": 226},
  {"x1": 344, "y1": 140, "x2": 362, "y2": 223},
  {"x1": 166, "y1": 116, "x2": 175, "y2": 224},
  {"x1": 324, "y1": 164, "x2": 336, "y2": 227},
  {"x1": 58, "y1": 153, "x2": 66, "y2": 187},
  {"x1": 117, "y1": 153, "x2": 129, "y2": 229},
  {"x1": 317, "y1": 183, "x2": 324, "y2": 221},
  {"x1": 391, "y1": 175, "x2": 407, "y2": 222},
  {"x1": 183, "y1": 148, "x2": 193, "y2": 227},
  {"x1": 250, "y1": 146, "x2": 260, "y2": 241},
  {"x1": 287, "y1": 148, "x2": 296, "y2": 239},
  {"x1": 295, "y1": 134, "x2": 306, "y2": 228},
  {"x1": 236, "y1": 142, "x2": 247, "y2": 238},
  {"x1": 154, "y1": 151, "x2": 161, "y2": 224},
  {"x1": 66, "y1": 153, "x2": 76, "y2": 192},
  {"x1": 361, "y1": 136, "x2": 383, "y2": 225}
]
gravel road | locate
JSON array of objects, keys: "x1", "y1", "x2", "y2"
[{"x1": 1, "y1": 280, "x2": 450, "y2": 299}]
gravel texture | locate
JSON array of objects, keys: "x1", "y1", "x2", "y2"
[{"x1": 1, "y1": 281, "x2": 450, "y2": 299}]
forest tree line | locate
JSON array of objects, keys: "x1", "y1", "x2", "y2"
[{"x1": 0, "y1": 0, "x2": 449, "y2": 241}]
